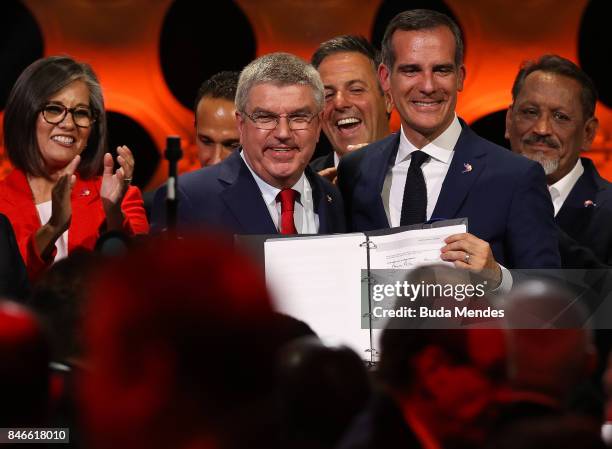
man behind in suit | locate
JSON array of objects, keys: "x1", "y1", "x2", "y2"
[
  {"x1": 505, "y1": 54, "x2": 612, "y2": 268},
  {"x1": 194, "y1": 71, "x2": 241, "y2": 168},
  {"x1": 310, "y1": 35, "x2": 392, "y2": 182},
  {"x1": 151, "y1": 52, "x2": 345, "y2": 235},
  {"x1": 144, "y1": 72, "x2": 241, "y2": 221},
  {"x1": 338, "y1": 9, "x2": 560, "y2": 285}
]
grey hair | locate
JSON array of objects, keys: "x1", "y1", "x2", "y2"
[{"x1": 235, "y1": 52, "x2": 324, "y2": 112}]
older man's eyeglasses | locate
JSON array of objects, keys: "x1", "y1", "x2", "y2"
[
  {"x1": 41, "y1": 104, "x2": 95, "y2": 128},
  {"x1": 243, "y1": 111, "x2": 318, "y2": 130}
]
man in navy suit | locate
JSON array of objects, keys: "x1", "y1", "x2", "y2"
[
  {"x1": 152, "y1": 53, "x2": 345, "y2": 235},
  {"x1": 506, "y1": 54, "x2": 612, "y2": 268},
  {"x1": 309, "y1": 35, "x2": 392, "y2": 183},
  {"x1": 338, "y1": 9, "x2": 560, "y2": 285}
]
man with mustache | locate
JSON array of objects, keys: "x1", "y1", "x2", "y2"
[
  {"x1": 338, "y1": 9, "x2": 560, "y2": 285},
  {"x1": 506, "y1": 54, "x2": 612, "y2": 267},
  {"x1": 151, "y1": 53, "x2": 345, "y2": 235},
  {"x1": 310, "y1": 35, "x2": 392, "y2": 183}
]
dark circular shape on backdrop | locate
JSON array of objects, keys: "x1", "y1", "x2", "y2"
[
  {"x1": 371, "y1": 0, "x2": 464, "y2": 60},
  {"x1": 578, "y1": 0, "x2": 612, "y2": 108},
  {"x1": 470, "y1": 109, "x2": 510, "y2": 150},
  {"x1": 0, "y1": 1, "x2": 44, "y2": 109},
  {"x1": 159, "y1": 0, "x2": 256, "y2": 110},
  {"x1": 106, "y1": 111, "x2": 159, "y2": 189}
]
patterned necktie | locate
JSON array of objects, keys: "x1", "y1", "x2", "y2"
[
  {"x1": 400, "y1": 150, "x2": 429, "y2": 226},
  {"x1": 278, "y1": 188, "x2": 297, "y2": 234}
]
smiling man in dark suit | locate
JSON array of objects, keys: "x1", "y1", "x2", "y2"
[
  {"x1": 506, "y1": 54, "x2": 612, "y2": 268},
  {"x1": 152, "y1": 53, "x2": 345, "y2": 235},
  {"x1": 310, "y1": 35, "x2": 392, "y2": 183},
  {"x1": 338, "y1": 9, "x2": 560, "y2": 285}
]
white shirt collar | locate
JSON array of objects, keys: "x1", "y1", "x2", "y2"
[
  {"x1": 548, "y1": 158, "x2": 584, "y2": 209},
  {"x1": 240, "y1": 150, "x2": 307, "y2": 206},
  {"x1": 396, "y1": 115, "x2": 461, "y2": 165}
]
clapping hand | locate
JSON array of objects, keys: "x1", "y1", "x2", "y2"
[
  {"x1": 346, "y1": 143, "x2": 369, "y2": 151},
  {"x1": 318, "y1": 167, "x2": 338, "y2": 184},
  {"x1": 35, "y1": 155, "x2": 80, "y2": 260},
  {"x1": 100, "y1": 145, "x2": 135, "y2": 229},
  {"x1": 49, "y1": 155, "x2": 80, "y2": 234}
]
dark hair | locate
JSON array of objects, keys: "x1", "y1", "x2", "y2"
[
  {"x1": 28, "y1": 250, "x2": 98, "y2": 362},
  {"x1": 311, "y1": 35, "x2": 384, "y2": 96},
  {"x1": 3, "y1": 55, "x2": 106, "y2": 179},
  {"x1": 511, "y1": 54, "x2": 598, "y2": 119},
  {"x1": 194, "y1": 71, "x2": 240, "y2": 112},
  {"x1": 311, "y1": 35, "x2": 381, "y2": 70},
  {"x1": 378, "y1": 329, "x2": 469, "y2": 390},
  {"x1": 381, "y1": 9, "x2": 464, "y2": 70}
]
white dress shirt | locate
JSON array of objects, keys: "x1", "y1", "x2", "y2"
[
  {"x1": 548, "y1": 158, "x2": 584, "y2": 216},
  {"x1": 241, "y1": 151, "x2": 319, "y2": 233},
  {"x1": 382, "y1": 116, "x2": 511, "y2": 291},
  {"x1": 383, "y1": 116, "x2": 462, "y2": 226}
]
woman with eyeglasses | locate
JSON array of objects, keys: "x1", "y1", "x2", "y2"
[{"x1": 0, "y1": 56, "x2": 148, "y2": 280}]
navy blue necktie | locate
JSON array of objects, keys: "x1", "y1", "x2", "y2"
[{"x1": 400, "y1": 150, "x2": 429, "y2": 226}]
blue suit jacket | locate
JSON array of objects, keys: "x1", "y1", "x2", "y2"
[
  {"x1": 151, "y1": 150, "x2": 346, "y2": 235},
  {"x1": 337, "y1": 122, "x2": 560, "y2": 269},
  {"x1": 557, "y1": 157, "x2": 612, "y2": 268},
  {"x1": 309, "y1": 152, "x2": 335, "y2": 172}
]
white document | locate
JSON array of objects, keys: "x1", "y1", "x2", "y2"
[
  {"x1": 263, "y1": 222, "x2": 467, "y2": 359},
  {"x1": 265, "y1": 233, "x2": 372, "y2": 357},
  {"x1": 368, "y1": 224, "x2": 467, "y2": 269}
]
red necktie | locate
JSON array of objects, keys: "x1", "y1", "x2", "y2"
[{"x1": 278, "y1": 188, "x2": 297, "y2": 235}]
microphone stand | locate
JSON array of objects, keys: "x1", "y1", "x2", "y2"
[{"x1": 164, "y1": 136, "x2": 182, "y2": 234}]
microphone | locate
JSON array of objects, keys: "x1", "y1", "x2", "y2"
[{"x1": 164, "y1": 136, "x2": 182, "y2": 232}]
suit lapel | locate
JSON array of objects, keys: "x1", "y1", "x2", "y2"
[
  {"x1": 325, "y1": 152, "x2": 335, "y2": 170},
  {"x1": 432, "y1": 125, "x2": 487, "y2": 220},
  {"x1": 365, "y1": 133, "x2": 400, "y2": 227},
  {"x1": 218, "y1": 151, "x2": 277, "y2": 234},
  {"x1": 556, "y1": 159, "x2": 600, "y2": 235},
  {"x1": 307, "y1": 167, "x2": 333, "y2": 233},
  {"x1": 1, "y1": 170, "x2": 42, "y2": 232},
  {"x1": 3, "y1": 171, "x2": 103, "y2": 249}
]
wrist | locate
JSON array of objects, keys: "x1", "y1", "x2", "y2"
[
  {"x1": 35, "y1": 223, "x2": 64, "y2": 261},
  {"x1": 43, "y1": 221, "x2": 66, "y2": 240},
  {"x1": 105, "y1": 205, "x2": 125, "y2": 230},
  {"x1": 491, "y1": 263, "x2": 502, "y2": 289}
]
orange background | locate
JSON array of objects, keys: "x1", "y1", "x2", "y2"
[{"x1": 1, "y1": 0, "x2": 611, "y2": 190}]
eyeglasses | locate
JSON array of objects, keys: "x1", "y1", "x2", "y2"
[
  {"x1": 242, "y1": 111, "x2": 318, "y2": 130},
  {"x1": 41, "y1": 104, "x2": 96, "y2": 128}
]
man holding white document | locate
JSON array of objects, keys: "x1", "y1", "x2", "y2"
[{"x1": 338, "y1": 9, "x2": 561, "y2": 285}]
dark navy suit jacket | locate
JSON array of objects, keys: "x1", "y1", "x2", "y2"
[
  {"x1": 337, "y1": 122, "x2": 560, "y2": 269},
  {"x1": 557, "y1": 157, "x2": 612, "y2": 268},
  {"x1": 151, "y1": 150, "x2": 346, "y2": 235},
  {"x1": 0, "y1": 213, "x2": 28, "y2": 300},
  {"x1": 309, "y1": 152, "x2": 335, "y2": 172}
]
